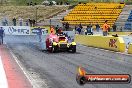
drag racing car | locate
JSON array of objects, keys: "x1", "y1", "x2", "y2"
[{"x1": 45, "y1": 33, "x2": 76, "y2": 53}]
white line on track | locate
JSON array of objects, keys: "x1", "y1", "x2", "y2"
[
  {"x1": 7, "y1": 44, "x2": 48, "y2": 88},
  {"x1": 9, "y1": 49, "x2": 40, "y2": 88},
  {"x1": 0, "y1": 56, "x2": 8, "y2": 88}
]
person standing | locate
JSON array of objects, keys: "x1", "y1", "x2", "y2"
[
  {"x1": 18, "y1": 17, "x2": 23, "y2": 26},
  {"x1": 112, "y1": 23, "x2": 117, "y2": 32},
  {"x1": 12, "y1": 18, "x2": 16, "y2": 26},
  {"x1": 86, "y1": 25, "x2": 93, "y2": 35},
  {"x1": 37, "y1": 27, "x2": 42, "y2": 42},
  {"x1": 75, "y1": 26, "x2": 77, "y2": 34},
  {"x1": 29, "y1": 19, "x2": 32, "y2": 27},
  {"x1": 102, "y1": 20, "x2": 110, "y2": 36},
  {"x1": 88, "y1": 23, "x2": 92, "y2": 29},
  {"x1": 120, "y1": 27, "x2": 123, "y2": 32},
  {"x1": 77, "y1": 26, "x2": 81, "y2": 34},
  {"x1": 58, "y1": 27, "x2": 63, "y2": 34},
  {"x1": 0, "y1": 27, "x2": 4, "y2": 44},
  {"x1": 65, "y1": 22, "x2": 69, "y2": 31},
  {"x1": 85, "y1": 26, "x2": 88, "y2": 35},
  {"x1": 2, "y1": 16, "x2": 8, "y2": 26},
  {"x1": 50, "y1": 26, "x2": 55, "y2": 34},
  {"x1": 32, "y1": 19, "x2": 36, "y2": 27},
  {"x1": 95, "y1": 23, "x2": 100, "y2": 32},
  {"x1": 55, "y1": 25, "x2": 59, "y2": 33},
  {"x1": 25, "y1": 20, "x2": 29, "y2": 26},
  {"x1": 79, "y1": 23, "x2": 83, "y2": 29}
]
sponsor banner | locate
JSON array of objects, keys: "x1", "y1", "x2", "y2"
[
  {"x1": 0, "y1": 26, "x2": 30, "y2": 35},
  {"x1": 30, "y1": 26, "x2": 50, "y2": 35},
  {"x1": 76, "y1": 67, "x2": 131, "y2": 85}
]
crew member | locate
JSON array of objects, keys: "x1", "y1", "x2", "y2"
[
  {"x1": 37, "y1": 27, "x2": 42, "y2": 42},
  {"x1": 0, "y1": 27, "x2": 4, "y2": 44},
  {"x1": 58, "y1": 27, "x2": 63, "y2": 34},
  {"x1": 50, "y1": 26, "x2": 55, "y2": 34},
  {"x1": 102, "y1": 20, "x2": 110, "y2": 36}
]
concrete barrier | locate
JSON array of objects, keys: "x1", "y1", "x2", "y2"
[
  {"x1": 75, "y1": 35, "x2": 125, "y2": 52},
  {"x1": 128, "y1": 43, "x2": 132, "y2": 54},
  {"x1": 108, "y1": 32, "x2": 132, "y2": 35}
]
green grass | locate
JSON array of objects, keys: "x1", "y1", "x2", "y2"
[{"x1": 1, "y1": 0, "x2": 132, "y2": 6}]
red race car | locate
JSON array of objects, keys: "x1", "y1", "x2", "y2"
[{"x1": 45, "y1": 33, "x2": 76, "y2": 53}]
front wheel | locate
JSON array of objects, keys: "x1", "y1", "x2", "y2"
[{"x1": 71, "y1": 45, "x2": 76, "y2": 53}]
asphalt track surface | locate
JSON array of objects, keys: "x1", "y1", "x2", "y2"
[{"x1": 4, "y1": 35, "x2": 132, "y2": 88}]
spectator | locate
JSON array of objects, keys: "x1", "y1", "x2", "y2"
[
  {"x1": 58, "y1": 27, "x2": 63, "y2": 34},
  {"x1": 56, "y1": 2, "x2": 59, "y2": 5},
  {"x1": 0, "y1": 27, "x2": 4, "y2": 44},
  {"x1": 120, "y1": 0, "x2": 124, "y2": 4},
  {"x1": 29, "y1": 19, "x2": 32, "y2": 27},
  {"x1": 12, "y1": 18, "x2": 16, "y2": 26},
  {"x1": 34, "y1": 3, "x2": 37, "y2": 5},
  {"x1": 37, "y1": 27, "x2": 42, "y2": 42},
  {"x1": 95, "y1": 23, "x2": 100, "y2": 32},
  {"x1": 18, "y1": 17, "x2": 23, "y2": 26},
  {"x1": 30, "y1": 2, "x2": 33, "y2": 6},
  {"x1": 55, "y1": 25, "x2": 59, "y2": 33},
  {"x1": 86, "y1": 25, "x2": 93, "y2": 35},
  {"x1": 2, "y1": 16, "x2": 8, "y2": 26},
  {"x1": 77, "y1": 26, "x2": 81, "y2": 34},
  {"x1": 27, "y1": 3, "x2": 30, "y2": 6},
  {"x1": 65, "y1": 22, "x2": 69, "y2": 31},
  {"x1": 120, "y1": 27, "x2": 123, "y2": 32},
  {"x1": 60, "y1": 1, "x2": 63, "y2": 5},
  {"x1": 49, "y1": 1, "x2": 53, "y2": 6},
  {"x1": 26, "y1": 20, "x2": 29, "y2": 26},
  {"x1": 102, "y1": 20, "x2": 110, "y2": 36},
  {"x1": 62, "y1": 22, "x2": 65, "y2": 26},
  {"x1": 2, "y1": 17, "x2": 6, "y2": 26},
  {"x1": 81, "y1": 27, "x2": 85, "y2": 35},
  {"x1": 66, "y1": 2, "x2": 69, "y2": 5},
  {"x1": 50, "y1": 26, "x2": 55, "y2": 34},
  {"x1": 75, "y1": 26, "x2": 77, "y2": 34},
  {"x1": 62, "y1": 17, "x2": 64, "y2": 21},
  {"x1": 32, "y1": 19, "x2": 36, "y2": 27},
  {"x1": 88, "y1": 23, "x2": 92, "y2": 29},
  {"x1": 85, "y1": 26, "x2": 88, "y2": 35},
  {"x1": 79, "y1": 2, "x2": 82, "y2": 4},
  {"x1": 112, "y1": 23, "x2": 117, "y2": 32},
  {"x1": 79, "y1": 23, "x2": 83, "y2": 29}
]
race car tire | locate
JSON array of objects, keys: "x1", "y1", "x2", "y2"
[
  {"x1": 71, "y1": 45, "x2": 76, "y2": 53},
  {"x1": 51, "y1": 45, "x2": 58, "y2": 53}
]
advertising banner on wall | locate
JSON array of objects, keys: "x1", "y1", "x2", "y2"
[
  {"x1": 0, "y1": 26, "x2": 30, "y2": 35},
  {"x1": 30, "y1": 26, "x2": 50, "y2": 35}
]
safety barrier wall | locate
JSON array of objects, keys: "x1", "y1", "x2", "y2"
[
  {"x1": 75, "y1": 35, "x2": 125, "y2": 52},
  {"x1": 0, "y1": 26, "x2": 50, "y2": 35},
  {"x1": 128, "y1": 43, "x2": 132, "y2": 54},
  {"x1": 108, "y1": 32, "x2": 132, "y2": 35}
]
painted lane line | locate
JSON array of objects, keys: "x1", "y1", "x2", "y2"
[
  {"x1": 9, "y1": 49, "x2": 43, "y2": 88},
  {"x1": 0, "y1": 56, "x2": 8, "y2": 88},
  {"x1": 9, "y1": 51, "x2": 37, "y2": 88},
  {"x1": 5, "y1": 43, "x2": 48, "y2": 88}
]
